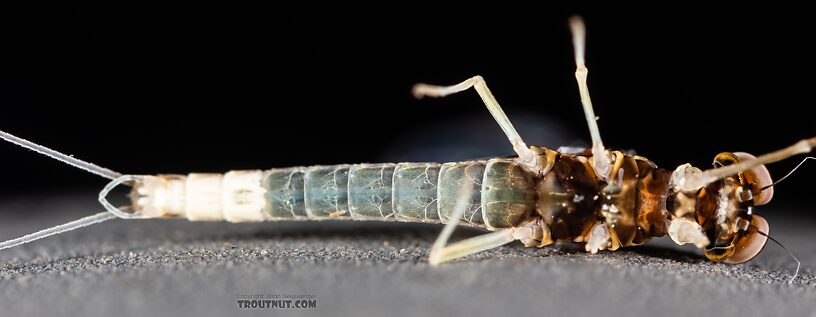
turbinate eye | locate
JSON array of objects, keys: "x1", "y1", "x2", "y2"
[
  {"x1": 734, "y1": 152, "x2": 774, "y2": 205},
  {"x1": 725, "y1": 215, "x2": 769, "y2": 264}
]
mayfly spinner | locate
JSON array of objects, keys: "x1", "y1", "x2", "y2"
[{"x1": 1, "y1": 17, "x2": 812, "y2": 282}]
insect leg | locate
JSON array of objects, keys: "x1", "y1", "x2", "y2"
[
  {"x1": 429, "y1": 183, "x2": 541, "y2": 265},
  {"x1": 585, "y1": 222, "x2": 613, "y2": 253},
  {"x1": 674, "y1": 137, "x2": 816, "y2": 191},
  {"x1": 413, "y1": 76, "x2": 539, "y2": 172},
  {"x1": 429, "y1": 228, "x2": 515, "y2": 265},
  {"x1": 569, "y1": 16, "x2": 613, "y2": 180},
  {"x1": 430, "y1": 182, "x2": 508, "y2": 265},
  {"x1": 668, "y1": 218, "x2": 710, "y2": 248}
]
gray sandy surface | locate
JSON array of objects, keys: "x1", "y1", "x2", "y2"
[{"x1": 1, "y1": 191, "x2": 814, "y2": 317}]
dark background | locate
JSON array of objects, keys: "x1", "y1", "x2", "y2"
[{"x1": 1, "y1": 5, "x2": 814, "y2": 207}]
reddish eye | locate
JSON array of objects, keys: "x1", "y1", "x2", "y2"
[
  {"x1": 725, "y1": 215, "x2": 769, "y2": 264},
  {"x1": 734, "y1": 152, "x2": 774, "y2": 205}
]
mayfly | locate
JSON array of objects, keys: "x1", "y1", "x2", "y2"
[{"x1": 1, "y1": 17, "x2": 813, "y2": 282}]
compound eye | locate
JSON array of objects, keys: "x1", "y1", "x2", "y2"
[
  {"x1": 725, "y1": 215, "x2": 769, "y2": 264},
  {"x1": 734, "y1": 152, "x2": 774, "y2": 205}
]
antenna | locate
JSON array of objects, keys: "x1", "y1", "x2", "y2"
[
  {"x1": 761, "y1": 156, "x2": 814, "y2": 191},
  {"x1": 755, "y1": 229, "x2": 800, "y2": 284}
]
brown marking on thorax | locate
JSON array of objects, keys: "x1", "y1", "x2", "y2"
[{"x1": 534, "y1": 149, "x2": 672, "y2": 248}]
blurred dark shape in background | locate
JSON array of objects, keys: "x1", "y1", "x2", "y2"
[
  {"x1": 0, "y1": 5, "x2": 813, "y2": 211},
  {"x1": 381, "y1": 112, "x2": 578, "y2": 163}
]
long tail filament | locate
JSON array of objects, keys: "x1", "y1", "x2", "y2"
[{"x1": 0, "y1": 129, "x2": 130, "y2": 250}]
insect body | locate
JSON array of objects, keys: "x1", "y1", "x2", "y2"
[
  {"x1": 129, "y1": 143, "x2": 783, "y2": 265},
  {"x1": 137, "y1": 150, "x2": 661, "y2": 249},
  {"x1": 1, "y1": 17, "x2": 813, "y2": 277}
]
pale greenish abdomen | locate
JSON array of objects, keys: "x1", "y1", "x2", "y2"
[{"x1": 261, "y1": 158, "x2": 537, "y2": 229}]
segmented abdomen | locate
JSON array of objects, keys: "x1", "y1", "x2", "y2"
[
  {"x1": 262, "y1": 158, "x2": 536, "y2": 229},
  {"x1": 131, "y1": 158, "x2": 537, "y2": 229}
]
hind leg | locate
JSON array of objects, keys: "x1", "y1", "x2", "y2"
[
  {"x1": 429, "y1": 184, "x2": 553, "y2": 265},
  {"x1": 413, "y1": 76, "x2": 541, "y2": 173}
]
